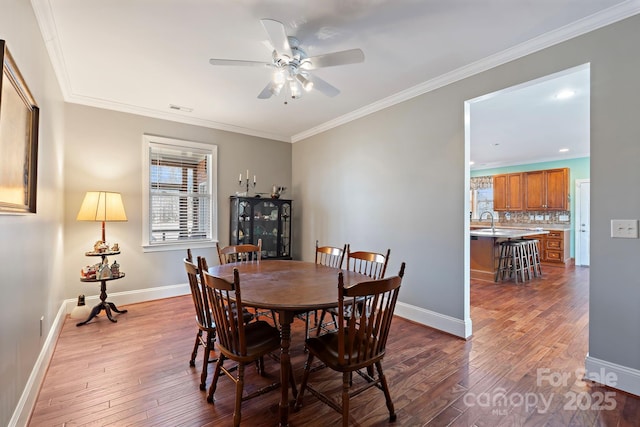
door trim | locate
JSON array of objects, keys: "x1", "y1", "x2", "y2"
[{"x1": 575, "y1": 179, "x2": 590, "y2": 266}]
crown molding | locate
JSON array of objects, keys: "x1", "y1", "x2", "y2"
[
  {"x1": 64, "y1": 93, "x2": 291, "y2": 142},
  {"x1": 31, "y1": 0, "x2": 640, "y2": 144},
  {"x1": 291, "y1": 0, "x2": 640, "y2": 143}
]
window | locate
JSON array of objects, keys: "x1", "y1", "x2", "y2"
[{"x1": 142, "y1": 135, "x2": 217, "y2": 251}]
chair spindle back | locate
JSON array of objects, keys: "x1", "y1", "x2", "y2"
[
  {"x1": 337, "y1": 262, "x2": 404, "y2": 366},
  {"x1": 346, "y1": 245, "x2": 390, "y2": 279},
  {"x1": 184, "y1": 257, "x2": 214, "y2": 331},
  {"x1": 217, "y1": 239, "x2": 262, "y2": 264},
  {"x1": 200, "y1": 263, "x2": 248, "y2": 357},
  {"x1": 315, "y1": 240, "x2": 347, "y2": 269}
]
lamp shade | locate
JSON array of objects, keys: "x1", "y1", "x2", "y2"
[{"x1": 76, "y1": 191, "x2": 127, "y2": 222}]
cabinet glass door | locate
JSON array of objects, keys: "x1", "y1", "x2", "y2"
[
  {"x1": 253, "y1": 200, "x2": 279, "y2": 258},
  {"x1": 233, "y1": 199, "x2": 251, "y2": 244},
  {"x1": 280, "y1": 202, "x2": 291, "y2": 258}
]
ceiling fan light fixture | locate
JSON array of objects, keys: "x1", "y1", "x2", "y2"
[
  {"x1": 296, "y1": 74, "x2": 314, "y2": 92},
  {"x1": 289, "y1": 79, "x2": 302, "y2": 99},
  {"x1": 271, "y1": 82, "x2": 284, "y2": 96},
  {"x1": 273, "y1": 69, "x2": 286, "y2": 85}
]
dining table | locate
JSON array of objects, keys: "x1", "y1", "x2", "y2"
[{"x1": 206, "y1": 259, "x2": 371, "y2": 427}]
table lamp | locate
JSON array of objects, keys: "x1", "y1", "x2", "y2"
[{"x1": 76, "y1": 191, "x2": 127, "y2": 242}]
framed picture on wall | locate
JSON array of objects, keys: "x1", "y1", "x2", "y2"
[{"x1": 0, "y1": 39, "x2": 39, "y2": 214}]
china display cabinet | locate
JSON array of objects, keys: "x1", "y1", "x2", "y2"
[{"x1": 230, "y1": 196, "x2": 292, "y2": 259}]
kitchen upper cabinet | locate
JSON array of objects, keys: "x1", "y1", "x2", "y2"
[
  {"x1": 493, "y1": 173, "x2": 523, "y2": 211},
  {"x1": 524, "y1": 168, "x2": 569, "y2": 210}
]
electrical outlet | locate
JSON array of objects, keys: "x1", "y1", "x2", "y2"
[{"x1": 611, "y1": 219, "x2": 639, "y2": 238}]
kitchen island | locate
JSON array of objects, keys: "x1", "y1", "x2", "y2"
[{"x1": 470, "y1": 228, "x2": 549, "y2": 280}]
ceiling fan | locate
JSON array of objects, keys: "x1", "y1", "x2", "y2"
[{"x1": 209, "y1": 19, "x2": 365, "y2": 100}]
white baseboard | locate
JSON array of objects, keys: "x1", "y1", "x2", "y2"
[
  {"x1": 585, "y1": 354, "x2": 640, "y2": 396},
  {"x1": 395, "y1": 301, "x2": 472, "y2": 339},
  {"x1": 10, "y1": 283, "x2": 191, "y2": 427},
  {"x1": 9, "y1": 302, "x2": 67, "y2": 427}
]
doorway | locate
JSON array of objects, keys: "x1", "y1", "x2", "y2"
[{"x1": 464, "y1": 64, "x2": 591, "y2": 336}]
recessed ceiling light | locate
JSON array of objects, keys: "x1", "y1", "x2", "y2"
[
  {"x1": 469, "y1": 161, "x2": 475, "y2": 165},
  {"x1": 559, "y1": 148, "x2": 569, "y2": 152},
  {"x1": 555, "y1": 90, "x2": 575, "y2": 100}
]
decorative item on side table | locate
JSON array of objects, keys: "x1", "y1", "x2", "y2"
[{"x1": 75, "y1": 191, "x2": 128, "y2": 326}]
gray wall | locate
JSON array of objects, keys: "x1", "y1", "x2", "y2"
[
  {"x1": 0, "y1": 1, "x2": 66, "y2": 424},
  {"x1": 293, "y1": 14, "x2": 640, "y2": 375},
  {"x1": 293, "y1": 91, "x2": 467, "y2": 320},
  {"x1": 63, "y1": 104, "x2": 292, "y2": 301},
  {"x1": 587, "y1": 17, "x2": 640, "y2": 370}
]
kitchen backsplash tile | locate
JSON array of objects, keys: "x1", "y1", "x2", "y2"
[{"x1": 494, "y1": 210, "x2": 571, "y2": 226}]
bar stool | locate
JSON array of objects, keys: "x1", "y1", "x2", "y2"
[
  {"x1": 520, "y1": 238, "x2": 543, "y2": 278},
  {"x1": 495, "y1": 240, "x2": 529, "y2": 284}
]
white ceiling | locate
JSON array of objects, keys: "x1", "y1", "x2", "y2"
[
  {"x1": 469, "y1": 64, "x2": 591, "y2": 170},
  {"x1": 31, "y1": 0, "x2": 639, "y2": 165}
]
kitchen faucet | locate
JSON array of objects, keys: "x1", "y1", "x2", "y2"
[{"x1": 479, "y1": 211, "x2": 495, "y2": 232}]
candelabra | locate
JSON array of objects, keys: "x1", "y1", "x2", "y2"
[{"x1": 239, "y1": 170, "x2": 256, "y2": 195}]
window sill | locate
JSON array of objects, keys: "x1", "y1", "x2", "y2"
[{"x1": 142, "y1": 240, "x2": 218, "y2": 253}]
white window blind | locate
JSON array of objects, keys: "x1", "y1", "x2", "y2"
[{"x1": 142, "y1": 135, "x2": 217, "y2": 250}]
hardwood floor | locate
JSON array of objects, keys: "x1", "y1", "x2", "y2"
[{"x1": 29, "y1": 265, "x2": 640, "y2": 426}]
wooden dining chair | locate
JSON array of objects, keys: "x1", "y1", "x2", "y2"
[
  {"x1": 217, "y1": 238, "x2": 278, "y2": 325},
  {"x1": 346, "y1": 245, "x2": 390, "y2": 280},
  {"x1": 298, "y1": 241, "x2": 347, "y2": 339},
  {"x1": 294, "y1": 262, "x2": 405, "y2": 426},
  {"x1": 184, "y1": 250, "x2": 254, "y2": 391},
  {"x1": 316, "y1": 245, "x2": 390, "y2": 336},
  {"x1": 216, "y1": 238, "x2": 262, "y2": 264},
  {"x1": 184, "y1": 249, "x2": 217, "y2": 391},
  {"x1": 200, "y1": 260, "x2": 295, "y2": 427},
  {"x1": 315, "y1": 240, "x2": 347, "y2": 268}
]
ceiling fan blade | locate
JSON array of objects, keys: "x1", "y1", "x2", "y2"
[
  {"x1": 257, "y1": 86, "x2": 273, "y2": 99},
  {"x1": 304, "y1": 48, "x2": 364, "y2": 70},
  {"x1": 257, "y1": 81, "x2": 280, "y2": 99},
  {"x1": 209, "y1": 58, "x2": 271, "y2": 67},
  {"x1": 260, "y1": 19, "x2": 292, "y2": 57},
  {"x1": 307, "y1": 74, "x2": 340, "y2": 97}
]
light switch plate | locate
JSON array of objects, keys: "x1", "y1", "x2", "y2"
[{"x1": 611, "y1": 219, "x2": 639, "y2": 238}]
